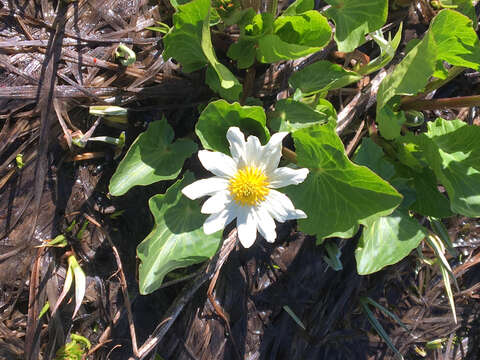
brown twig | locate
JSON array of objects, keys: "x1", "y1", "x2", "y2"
[
  {"x1": 400, "y1": 95, "x2": 480, "y2": 111},
  {"x1": 346, "y1": 120, "x2": 366, "y2": 157},
  {"x1": 336, "y1": 69, "x2": 388, "y2": 135},
  {"x1": 207, "y1": 260, "x2": 242, "y2": 360},
  {"x1": 24, "y1": 248, "x2": 45, "y2": 360},
  {"x1": 82, "y1": 220, "x2": 139, "y2": 357},
  {"x1": 87, "y1": 305, "x2": 123, "y2": 356},
  {"x1": 104, "y1": 233, "x2": 139, "y2": 357}
]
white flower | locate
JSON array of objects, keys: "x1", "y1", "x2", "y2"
[{"x1": 182, "y1": 127, "x2": 309, "y2": 248}]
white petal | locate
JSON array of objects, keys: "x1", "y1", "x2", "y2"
[
  {"x1": 262, "y1": 132, "x2": 288, "y2": 174},
  {"x1": 201, "y1": 191, "x2": 231, "y2": 214},
  {"x1": 198, "y1": 150, "x2": 237, "y2": 178},
  {"x1": 203, "y1": 206, "x2": 236, "y2": 235},
  {"x1": 254, "y1": 206, "x2": 277, "y2": 243},
  {"x1": 182, "y1": 177, "x2": 229, "y2": 200},
  {"x1": 263, "y1": 189, "x2": 306, "y2": 222},
  {"x1": 245, "y1": 135, "x2": 262, "y2": 168},
  {"x1": 227, "y1": 127, "x2": 246, "y2": 165},
  {"x1": 287, "y1": 209, "x2": 307, "y2": 220},
  {"x1": 268, "y1": 167, "x2": 309, "y2": 188},
  {"x1": 237, "y1": 207, "x2": 258, "y2": 248}
]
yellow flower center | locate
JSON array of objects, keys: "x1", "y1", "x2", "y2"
[{"x1": 229, "y1": 166, "x2": 269, "y2": 206}]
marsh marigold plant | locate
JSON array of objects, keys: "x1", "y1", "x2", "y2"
[{"x1": 182, "y1": 127, "x2": 309, "y2": 248}]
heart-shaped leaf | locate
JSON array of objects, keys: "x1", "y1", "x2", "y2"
[
  {"x1": 325, "y1": 0, "x2": 388, "y2": 52},
  {"x1": 256, "y1": 11, "x2": 331, "y2": 63},
  {"x1": 411, "y1": 118, "x2": 480, "y2": 217},
  {"x1": 137, "y1": 172, "x2": 223, "y2": 295},
  {"x1": 356, "y1": 210, "x2": 427, "y2": 275},
  {"x1": 109, "y1": 119, "x2": 197, "y2": 196},
  {"x1": 270, "y1": 99, "x2": 331, "y2": 132},
  {"x1": 284, "y1": 125, "x2": 402, "y2": 241},
  {"x1": 289, "y1": 60, "x2": 361, "y2": 95},
  {"x1": 162, "y1": 0, "x2": 210, "y2": 72},
  {"x1": 196, "y1": 99, "x2": 270, "y2": 154}
]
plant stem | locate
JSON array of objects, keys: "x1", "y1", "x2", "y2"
[
  {"x1": 282, "y1": 147, "x2": 297, "y2": 164},
  {"x1": 400, "y1": 95, "x2": 480, "y2": 111},
  {"x1": 240, "y1": 66, "x2": 256, "y2": 105},
  {"x1": 400, "y1": 66, "x2": 465, "y2": 105},
  {"x1": 266, "y1": 0, "x2": 278, "y2": 16}
]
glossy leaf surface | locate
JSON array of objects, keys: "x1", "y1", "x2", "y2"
[
  {"x1": 284, "y1": 125, "x2": 402, "y2": 241},
  {"x1": 196, "y1": 100, "x2": 270, "y2": 154},
  {"x1": 109, "y1": 120, "x2": 197, "y2": 196},
  {"x1": 289, "y1": 61, "x2": 361, "y2": 95},
  {"x1": 137, "y1": 173, "x2": 223, "y2": 294},
  {"x1": 356, "y1": 210, "x2": 427, "y2": 274},
  {"x1": 325, "y1": 0, "x2": 388, "y2": 52},
  {"x1": 411, "y1": 118, "x2": 480, "y2": 217}
]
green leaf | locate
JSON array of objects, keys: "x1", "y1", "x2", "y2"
[
  {"x1": 289, "y1": 60, "x2": 362, "y2": 95},
  {"x1": 390, "y1": 177, "x2": 417, "y2": 210},
  {"x1": 227, "y1": 39, "x2": 256, "y2": 69},
  {"x1": 359, "y1": 23, "x2": 403, "y2": 76},
  {"x1": 257, "y1": 35, "x2": 319, "y2": 62},
  {"x1": 414, "y1": 118, "x2": 480, "y2": 217},
  {"x1": 169, "y1": 0, "x2": 191, "y2": 8},
  {"x1": 69, "y1": 255, "x2": 86, "y2": 319},
  {"x1": 353, "y1": 138, "x2": 395, "y2": 180},
  {"x1": 436, "y1": 0, "x2": 477, "y2": 23},
  {"x1": 196, "y1": 100, "x2": 270, "y2": 154},
  {"x1": 38, "y1": 301, "x2": 50, "y2": 320},
  {"x1": 284, "y1": 125, "x2": 402, "y2": 240},
  {"x1": 354, "y1": 139, "x2": 450, "y2": 216},
  {"x1": 326, "y1": 225, "x2": 359, "y2": 240},
  {"x1": 425, "y1": 234, "x2": 458, "y2": 324},
  {"x1": 376, "y1": 32, "x2": 437, "y2": 140},
  {"x1": 355, "y1": 210, "x2": 427, "y2": 275},
  {"x1": 315, "y1": 99, "x2": 337, "y2": 127},
  {"x1": 137, "y1": 173, "x2": 223, "y2": 295},
  {"x1": 274, "y1": 11, "x2": 331, "y2": 47},
  {"x1": 430, "y1": 9, "x2": 480, "y2": 71},
  {"x1": 257, "y1": 11, "x2": 331, "y2": 63},
  {"x1": 109, "y1": 119, "x2": 197, "y2": 196},
  {"x1": 430, "y1": 217, "x2": 457, "y2": 257},
  {"x1": 51, "y1": 260, "x2": 74, "y2": 316},
  {"x1": 201, "y1": 7, "x2": 240, "y2": 91},
  {"x1": 205, "y1": 65, "x2": 242, "y2": 102},
  {"x1": 323, "y1": 240, "x2": 343, "y2": 271},
  {"x1": 162, "y1": 0, "x2": 210, "y2": 72},
  {"x1": 325, "y1": 0, "x2": 388, "y2": 52},
  {"x1": 283, "y1": 305, "x2": 307, "y2": 330},
  {"x1": 163, "y1": 0, "x2": 244, "y2": 99},
  {"x1": 376, "y1": 10, "x2": 480, "y2": 139},
  {"x1": 220, "y1": 7, "x2": 255, "y2": 27},
  {"x1": 433, "y1": 60, "x2": 450, "y2": 79},
  {"x1": 270, "y1": 99, "x2": 329, "y2": 132},
  {"x1": 283, "y1": 0, "x2": 314, "y2": 15},
  {"x1": 409, "y1": 168, "x2": 453, "y2": 218},
  {"x1": 70, "y1": 334, "x2": 91, "y2": 350},
  {"x1": 243, "y1": 13, "x2": 274, "y2": 39}
]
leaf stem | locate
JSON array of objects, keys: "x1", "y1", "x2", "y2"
[
  {"x1": 282, "y1": 147, "x2": 297, "y2": 164},
  {"x1": 266, "y1": 0, "x2": 278, "y2": 16},
  {"x1": 400, "y1": 95, "x2": 480, "y2": 111},
  {"x1": 240, "y1": 66, "x2": 256, "y2": 105},
  {"x1": 400, "y1": 66, "x2": 465, "y2": 105}
]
